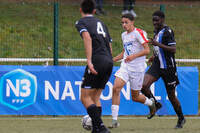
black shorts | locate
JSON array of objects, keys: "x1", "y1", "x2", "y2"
[
  {"x1": 81, "y1": 56, "x2": 113, "y2": 89},
  {"x1": 146, "y1": 59, "x2": 179, "y2": 88}
]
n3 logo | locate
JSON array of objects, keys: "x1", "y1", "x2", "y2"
[{"x1": 0, "y1": 69, "x2": 37, "y2": 110}]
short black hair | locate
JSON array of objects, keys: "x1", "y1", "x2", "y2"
[
  {"x1": 152, "y1": 10, "x2": 165, "y2": 19},
  {"x1": 122, "y1": 13, "x2": 135, "y2": 21},
  {"x1": 81, "y1": 0, "x2": 95, "y2": 14}
]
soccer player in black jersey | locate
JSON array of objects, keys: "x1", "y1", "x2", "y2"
[
  {"x1": 141, "y1": 10, "x2": 186, "y2": 129},
  {"x1": 75, "y1": 0, "x2": 113, "y2": 133}
]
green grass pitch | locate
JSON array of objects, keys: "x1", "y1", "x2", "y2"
[{"x1": 0, "y1": 116, "x2": 199, "y2": 133}]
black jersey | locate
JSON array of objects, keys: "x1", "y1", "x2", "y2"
[
  {"x1": 153, "y1": 26, "x2": 176, "y2": 69},
  {"x1": 75, "y1": 15, "x2": 112, "y2": 61}
]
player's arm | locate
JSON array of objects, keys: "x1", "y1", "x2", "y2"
[
  {"x1": 113, "y1": 49, "x2": 124, "y2": 62},
  {"x1": 109, "y1": 43, "x2": 113, "y2": 56},
  {"x1": 149, "y1": 38, "x2": 176, "y2": 53},
  {"x1": 82, "y1": 32, "x2": 98, "y2": 75},
  {"x1": 148, "y1": 55, "x2": 155, "y2": 63},
  {"x1": 106, "y1": 25, "x2": 113, "y2": 56},
  {"x1": 125, "y1": 42, "x2": 150, "y2": 62}
]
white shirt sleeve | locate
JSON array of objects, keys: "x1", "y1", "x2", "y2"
[{"x1": 136, "y1": 29, "x2": 148, "y2": 45}]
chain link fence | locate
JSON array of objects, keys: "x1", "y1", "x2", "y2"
[{"x1": 0, "y1": 0, "x2": 199, "y2": 66}]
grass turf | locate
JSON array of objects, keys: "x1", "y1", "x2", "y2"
[{"x1": 0, "y1": 116, "x2": 199, "y2": 133}]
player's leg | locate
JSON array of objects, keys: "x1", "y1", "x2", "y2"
[
  {"x1": 95, "y1": 0, "x2": 105, "y2": 15},
  {"x1": 109, "y1": 66, "x2": 128, "y2": 128},
  {"x1": 82, "y1": 88, "x2": 111, "y2": 133},
  {"x1": 131, "y1": 90, "x2": 155, "y2": 111},
  {"x1": 129, "y1": 0, "x2": 137, "y2": 17},
  {"x1": 166, "y1": 87, "x2": 185, "y2": 129},
  {"x1": 81, "y1": 88, "x2": 95, "y2": 108},
  {"x1": 95, "y1": 0, "x2": 101, "y2": 15},
  {"x1": 91, "y1": 89, "x2": 111, "y2": 133},
  {"x1": 109, "y1": 77, "x2": 126, "y2": 128},
  {"x1": 98, "y1": 0, "x2": 106, "y2": 14},
  {"x1": 141, "y1": 73, "x2": 157, "y2": 101},
  {"x1": 162, "y1": 69, "x2": 185, "y2": 129},
  {"x1": 89, "y1": 59, "x2": 112, "y2": 133},
  {"x1": 130, "y1": 71, "x2": 156, "y2": 116},
  {"x1": 141, "y1": 62, "x2": 163, "y2": 119},
  {"x1": 122, "y1": 0, "x2": 129, "y2": 15},
  {"x1": 80, "y1": 66, "x2": 97, "y2": 108},
  {"x1": 81, "y1": 88, "x2": 103, "y2": 132},
  {"x1": 92, "y1": 89, "x2": 102, "y2": 117},
  {"x1": 141, "y1": 73, "x2": 162, "y2": 119},
  {"x1": 80, "y1": 65, "x2": 108, "y2": 133}
]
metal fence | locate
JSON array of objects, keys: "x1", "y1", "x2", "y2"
[{"x1": 0, "y1": 1, "x2": 199, "y2": 66}]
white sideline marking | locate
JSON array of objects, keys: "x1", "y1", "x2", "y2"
[{"x1": 0, "y1": 116, "x2": 199, "y2": 120}]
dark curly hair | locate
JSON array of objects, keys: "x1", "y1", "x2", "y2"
[{"x1": 152, "y1": 10, "x2": 165, "y2": 18}]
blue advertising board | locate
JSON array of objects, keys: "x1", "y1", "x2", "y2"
[{"x1": 0, "y1": 65, "x2": 198, "y2": 115}]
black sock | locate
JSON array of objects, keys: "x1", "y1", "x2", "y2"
[
  {"x1": 97, "y1": 106, "x2": 105, "y2": 129},
  {"x1": 97, "y1": 106, "x2": 102, "y2": 117},
  {"x1": 87, "y1": 104, "x2": 104, "y2": 130}
]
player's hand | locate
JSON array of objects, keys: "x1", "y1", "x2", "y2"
[
  {"x1": 149, "y1": 38, "x2": 159, "y2": 46},
  {"x1": 149, "y1": 38, "x2": 154, "y2": 45},
  {"x1": 87, "y1": 61, "x2": 98, "y2": 75},
  {"x1": 125, "y1": 55, "x2": 135, "y2": 63},
  {"x1": 113, "y1": 57, "x2": 117, "y2": 62},
  {"x1": 148, "y1": 56, "x2": 154, "y2": 63}
]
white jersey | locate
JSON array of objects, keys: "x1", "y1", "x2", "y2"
[{"x1": 121, "y1": 28, "x2": 148, "y2": 72}]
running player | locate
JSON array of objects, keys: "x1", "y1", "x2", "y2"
[
  {"x1": 109, "y1": 13, "x2": 156, "y2": 128},
  {"x1": 141, "y1": 10, "x2": 186, "y2": 129}
]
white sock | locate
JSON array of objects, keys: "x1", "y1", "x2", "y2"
[
  {"x1": 144, "y1": 97, "x2": 153, "y2": 106},
  {"x1": 111, "y1": 105, "x2": 119, "y2": 120}
]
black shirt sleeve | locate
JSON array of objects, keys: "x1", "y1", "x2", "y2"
[
  {"x1": 75, "y1": 19, "x2": 88, "y2": 37},
  {"x1": 163, "y1": 28, "x2": 176, "y2": 46}
]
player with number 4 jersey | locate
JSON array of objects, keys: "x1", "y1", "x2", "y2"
[
  {"x1": 75, "y1": 0, "x2": 113, "y2": 133},
  {"x1": 76, "y1": 14, "x2": 113, "y2": 90},
  {"x1": 76, "y1": 14, "x2": 112, "y2": 60}
]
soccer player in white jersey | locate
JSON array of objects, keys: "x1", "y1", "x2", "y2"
[{"x1": 109, "y1": 13, "x2": 156, "y2": 128}]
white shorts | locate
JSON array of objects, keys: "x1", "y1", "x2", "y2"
[{"x1": 114, "y1": 66, "x2": 145, "y2": 90}]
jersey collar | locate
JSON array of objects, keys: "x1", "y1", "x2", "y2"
[{"x1": 85, "y1": 14, "x2": 93, "y2": 17}]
